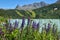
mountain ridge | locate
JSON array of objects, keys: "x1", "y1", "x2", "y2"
[
  {"x1": 0, "y1": 1, "x2": 60, "y2": 19},
  {"x1": 16, "y1": 1, "x2": 48, "y2": 10}
]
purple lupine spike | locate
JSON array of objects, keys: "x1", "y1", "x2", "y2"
[
  {"x1": 46, "y1": 23, "x2": 51, "y2": 32},
  {"x1": 9, "y1": 23, "x2": 12, "y2": 30},
  {"x1": 0, "y1": 31, "x2": 2, "y2": 35},
  {"x1": 0, "y1": 28, "x2": 4, "y2": 35},
  {"x1": 8, "y1": 23, "x2": 13, "y2": 32},
  {"x1": 0, "y1": 28, "x2": 2, "y2": 34},
  {"x1": 37, "y1": 23, "x2": 39, "y2": 27},
  {"x1": 20, "y1": 17, "x2": 25, "y2": 37},
  {"x1": 9, "y1": 23, "x2": 12, "y2": 27},
  {"x1": 47, "y1": 23, "x2": 51, "y2": 30},
  {"x1": 32, "y1": 21, "x2": 37, "y2": 30},
  {"x1": 43, "y1": 24, "x2": 47, "y2": 32},
  {"x1": 14, "y1": 20, "x2": 18, "y2": 28},
  {"x1": 27, "y1": 17, "x2": 30, "y2": 33},
  {"x1": 21, "y1": 17, "x2": 25, "y2": 29}
]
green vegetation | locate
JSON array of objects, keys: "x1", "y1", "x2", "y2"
[
  {"x1": 33, "y1": 3, "x2": 60, "y2": 19},
  {"x1": 0, "y1": 17, "x2": 60, "y2": 40},
  {"x1": 0, "y1": 3, "x2": 60, "y2": 19}
]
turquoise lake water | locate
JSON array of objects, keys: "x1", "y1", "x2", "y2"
[{"x1": 9, "y1": 19, "x2": 60, "y2": 32}]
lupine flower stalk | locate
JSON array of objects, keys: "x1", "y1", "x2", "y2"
[
  {"x1": 48, "y1": 23, "x2": 51, "y2": 29},
  {"x1": 0, "y1": 28, "x2": 2, "y2": 35},
  {"x1": 32, "y1": 21, "x2": 37, "y2": 29},
  {"x1": 44, "y1": 24, "x2": 47, "y2": 33},
  {"x1": 0, "y1": 28, "x2": 4, "y2": 35},
  {"x1": 20, "y1": 17, "x2": 25, "y2": 40},
  {"x1": 9, "y1": 23, "x2": 13, "y2": 32},
  {"x1": 27, "y1": 17, "x2": 30, "y2": 34},
  {"x1": 14, "y1": 20, "x2": 18, "y2": 29},
  {"x1": 46, "y1": 23, "x2": 51, "y2": 32},
  {"x1": 21, "y1": 17, "x2": 25, "y2": 29},
  {"x1": 8, "y1": 19, "x2": 13, "y2": 32}
]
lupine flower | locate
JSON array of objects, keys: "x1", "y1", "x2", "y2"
[
  {"x1": 20, "y1": 17, "x2": 25, "y2": 38},
  {"x1": 0, "y1": 31, "x2": 3, "y2": 35},
  {"x1": 27, "y1": 17, "x2": 30, "y2": 34},
  {"x1": 44, "y1": 24, "x2": 47, "y2": 32},
  {"x1": 21, "y1": 17, "x2": 25, "y2": 29},
  {"x1": 14, "y1": 20, "x2": 18, "y2": 29},
  {"x1": 0, "y1": 28, "x2": 4, "y2": 35},
  {"x1": 9, "y1": 23, "x2": 12, "y2": 27},
  {"x1": 9, "y1": 23, "x2": 12, "y2": 28},
  {"x1": 48, "y1": 23, "x2": 51, "y2": 29},
  {"x1": 32, "y1": 21, "x2": 37, "y2": 30},
  {"x1": 9, "y1": 23, "x2": 13, "y2": 33},
  {"x1": 46, "y1": 23, "x2": 51, "y2": 32},
  {"x1": 32, "y1": 22, "x2": 40, "y2": 30}
]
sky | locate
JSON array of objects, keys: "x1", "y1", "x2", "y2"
[{"x1": 0, "y1": 0, "x2": 57, "y2": 9}]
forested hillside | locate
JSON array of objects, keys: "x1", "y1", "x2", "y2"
[{"x1": 0, "y1": 3, "x2": 60, "y2": 19}]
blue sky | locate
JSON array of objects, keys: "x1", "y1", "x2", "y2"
[{"x1": 0, "y1": 0, "x2": 57, "y2": 9}]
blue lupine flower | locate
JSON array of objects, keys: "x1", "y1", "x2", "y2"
[
  {"x1": 46, "y1": 23, "x2": 51, "y2": 32},
  {"x1": 9, "y1": 23, "x2": 12, "y2": 27},
  {"x1": 0, "y1": 31, "x2": 2, "y2": 35},
  {"x1": 8, "y1": 23, "x2": 13, "y2": 32},
  {"x1": 14, "y1": 20, "x2": 18, "y2": 28},
  {"x1": 0, "y1": 28, "x2": 4, "y2": 35},
  {"x1": 21, "y1": 17, "x2": 25, "y2": 29},
  {"x1": 48, "y1": 23, "x2": 51, "y2": 29},
  {"x1": 37, "y1": 23, "x2": 39, "y2": 28},
  {"x1": 32, "y1": 21, "x2": 37, "y2": 30},
  {"x1": 32, "y1": 22, "x2": 40, "y2": 30}
]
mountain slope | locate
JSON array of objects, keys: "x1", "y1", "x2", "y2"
[
  {"x1": 33, "y1": 3, "x2": 60, "y2": 18},
  {"x1": 0, "y1": 3, "x2": 60, "y2": 19},
  {"x1": 16, "y1": 1, "x2": 48, "y2": 10}
]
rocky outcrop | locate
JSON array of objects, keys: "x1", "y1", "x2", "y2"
[{"x1": 15, "y1": 1, "x2": 48, "y2": 10}]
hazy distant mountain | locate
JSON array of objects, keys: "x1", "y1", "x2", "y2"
[{"x1": 16, "y1": 1, "x2": 48, "y2": 10}]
